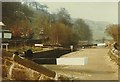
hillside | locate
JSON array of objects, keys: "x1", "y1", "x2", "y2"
[{"x1": 84, "y1": 19, "x2": 112, "y2": 40}]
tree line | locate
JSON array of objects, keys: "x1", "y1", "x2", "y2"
[{"x1": 2, "y1": 2, "x2": 92, "y2": 47}]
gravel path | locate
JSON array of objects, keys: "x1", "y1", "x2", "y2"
[{"x1": 45, "y1": 48, "x2": 118, "y2": 80}]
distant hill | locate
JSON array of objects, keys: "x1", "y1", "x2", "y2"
[
  {"x1": 72, "y1": 18, "x2": 113, "y2": 43},
  {"x1": 83, "y1": 19, "x2": 112, "y2": 41}
]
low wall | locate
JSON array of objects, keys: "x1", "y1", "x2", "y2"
[
  {"x1": 2, "y1": 51, "x2": 70, "y2": 80},
  {"x1": 108, "y1": 48, "x2": 118, "y2": 64}
]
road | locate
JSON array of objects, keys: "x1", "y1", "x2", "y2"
[{"x1": 44, "y1": 47, "x2": 118, "y2": 80}]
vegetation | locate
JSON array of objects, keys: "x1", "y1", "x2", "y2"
[
  {"x1": 2, "y1": 2, "x2": 34, "y2": 39},
  {"x1": 2, "y1": 2, "x2": 93, "y2": 47},
  {"x1": 73, "y1": 19, "x2": 92, "y2": 42},
  {"x1": 106, "y1": 24, "x2": 120, "y2": 45}
]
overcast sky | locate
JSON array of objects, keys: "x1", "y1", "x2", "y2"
[{"x1": 40, "y1": 2, "x2": 118, "y2": 24}]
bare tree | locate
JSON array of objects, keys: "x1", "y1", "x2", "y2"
[{"x1": 106, "y1": 24, "x2": 119, "y2": 42}]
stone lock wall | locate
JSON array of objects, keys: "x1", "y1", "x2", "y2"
[{"x1": 1, "y1": 51, "x2": 70, "y2": 81}]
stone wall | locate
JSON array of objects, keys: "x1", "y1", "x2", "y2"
[
  {"x1": 108, "y1": 44, "x2": 119, "y2": 64},
  {"x1": 1, "y1": 51, "x2": 69, "y2": 81}
]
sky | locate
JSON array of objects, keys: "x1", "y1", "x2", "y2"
[{"x1": 39, "y1": 2, "x2": 118, "y2": 24}]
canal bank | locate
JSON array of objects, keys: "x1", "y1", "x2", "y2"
[{"x1": 44, "y1": 48, "x2": 118, "y2": 80}]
